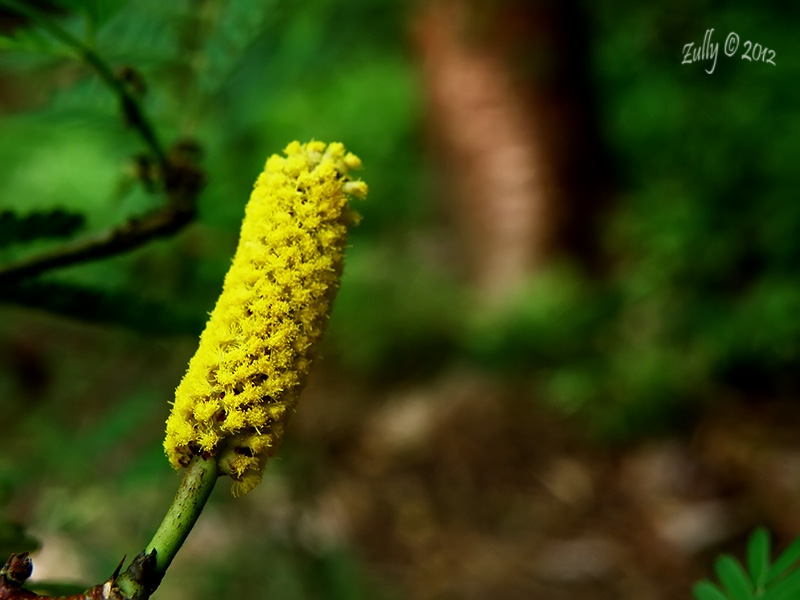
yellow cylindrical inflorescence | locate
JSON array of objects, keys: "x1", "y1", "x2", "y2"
[{"x1": 164, "y1": 141, "x2": 367, "y2": 495}]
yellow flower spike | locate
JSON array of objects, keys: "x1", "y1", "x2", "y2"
[{"x1": 164, "y1": 141, "x2": 367, "y2": 492}]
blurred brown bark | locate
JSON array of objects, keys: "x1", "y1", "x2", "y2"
[{"x1": 413, "y1": 0, "x2": 611, "y2": 301}]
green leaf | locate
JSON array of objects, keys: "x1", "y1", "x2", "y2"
[
  {"x1": 763, "y1": 566, "x2": 800, "y2": 600},
  {"x1": 693, "y1": 580, "x2": 729, "y2": 600},
  {"x1": 0, "y1": 26, "x2": 57, "y2": 54},
  {"x1": 0, "y1": 34, "x2": 23, "y2": 51},
  {"x1": 77, "y1": 0, "x2": 128, "y2": 30},
  {"x1": 767, "y1": 536, "x2": 800, "y2": 583},
  {"x1": 49, "y1": 0, "x2": 94, "y2": 12},
  {"x1": 747, "y1": 528, "x2": 771, "y2": 590},
  {"x1": 196, "y1": 0, "x2": 278, "y2": 94},
  {"x1": 716, "y1": 555, "x2": 754, "y2": 600}
]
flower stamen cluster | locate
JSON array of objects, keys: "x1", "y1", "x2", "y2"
[{"x1": 164, "y1": 141, "x2": 367, "y2": 495}]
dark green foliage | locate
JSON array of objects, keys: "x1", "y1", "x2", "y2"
[
  {"x1": 694, "y1": 581, "x2": 729, "y2": 600},
  {"x1": 715, "y1": 555, "x2": 753, "y2": 599},
  {"x1": 0, "y1": 0, "x2": 422, "y2": 343},
  {"x1": 1, "y1": 0, "x2": 795, "y2": 440},
  {"x1": 0, "y1": 280, "x2": 204, "y2": 334},
  {"x1": 327, "y1": 242, "x2": 464, "y2": 379},
  {"x1": 464, "y1": 1, "x2": 800, "y2": 438},
  {"x1": 748, "y1": 528, "x2": 770, "y2": 590},
  {"x1": 0, "y1": 519, "x2": 40, "y2": 558},
  {"x1": 767, "y1": 535, "x2": 800, "y2": 585},
  {"x1": 694, "y1": 529, "x2": 800, "y2": 600},
  {"x1": 0, "y1": 209, "x2": 84, "y2": 249}
]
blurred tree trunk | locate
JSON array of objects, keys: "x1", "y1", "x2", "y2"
[{"x1": 413, "y1": 0, "x2": 611, "y2": 302}]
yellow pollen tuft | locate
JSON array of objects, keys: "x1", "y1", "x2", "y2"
[{"x1": 163, "y1": 141, "x2": 367, "y2": 493}]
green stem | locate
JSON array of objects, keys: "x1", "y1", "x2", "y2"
[
  {"x1": 116, "y1": 456, "x2": 219, "y2": 599},
  {"x1": 0, "y1": 0, "x2": 169, "y2": 172},
  {"x1": 146, "y1": 457, "x2": 219, "y2": 574}
]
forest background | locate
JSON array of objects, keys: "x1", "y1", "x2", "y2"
[{"x1": 0, "y1": 1, "x2": 799, "y2": 599}]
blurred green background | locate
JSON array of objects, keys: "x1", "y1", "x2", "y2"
[{"x1": 0, "y1": 1, "x2": 799, "y2": 599}]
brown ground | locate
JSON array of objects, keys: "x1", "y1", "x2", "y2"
[{"x1": 287, "y1": 366, "x2": 800, "y2": 600}]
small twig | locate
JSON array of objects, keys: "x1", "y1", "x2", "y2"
[
  {"x1": 0, "y1": 0, "x2": 169, "y2": 172},
  {"x1": 0, "y1": 552, "x2": 124, "y2": 599},
  {"x1": 0, "y1": 201, "x2": 195, "y2": 286}
]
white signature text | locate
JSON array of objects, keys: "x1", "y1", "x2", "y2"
[{"x1": 682, "y1": 28, "x2": 776, "y2": 74}]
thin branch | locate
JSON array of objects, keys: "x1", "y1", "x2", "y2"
[
  {"x1": 0, "y1": 551, "x2": 124, "y2": 599},
  {"x1": 0, "y1": 0, "x2": 168, "y2": 172},
  {"x1": 0, "y1": 201, "x2": 195, "y2": 286}
]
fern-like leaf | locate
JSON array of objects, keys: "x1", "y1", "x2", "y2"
[
  {"x1": 715, "y1": 555, "x2": 754, "y2": 600},
  {"x1": 694, "y1": 529, "x2": 800, "y2": 600},
  {"x1": 767, "y1": 534, "x2": 800, "y2": 584},
  {"x1": 693, "y1": 580, "x2": 730, "y2": 600},
  {"x1": 747, "y1": 528, "x2": 770, "y2": 590}
]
